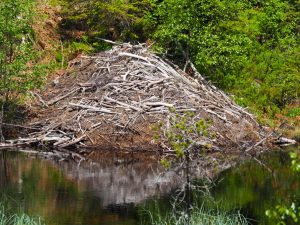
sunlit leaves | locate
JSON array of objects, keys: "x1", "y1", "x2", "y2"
[
  {"x1": 153, "y1": 109, "x2": 212, "y2": 161},
  {"x1": 290, "y1": 152, "x2": 300, "y2": 172},
  {"x1": 266, "y1": 203, "x2": 300, "y2": 225},
  {"x1": 151, "y1": 0, "x2": 299, "y2": 117},
  {"x1": 0, "y1": 0, "x2": 45, "y2": 100}
]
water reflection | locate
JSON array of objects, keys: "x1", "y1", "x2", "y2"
[
  {"x1": 0, "y1": 148, "x2": 299, "y2": 225},
  {"x1": 56, "y1": 156, "x2": 183, "y2": 206},
  {"x1": 0, "y1": 150, "x2": 179, "y2": 225},
  {"x1": 0, "y1": 152, "x2": 8, "y2": 187},
  {"x1": 211, "y1": 149, "x2": 300, "y2": 225}
]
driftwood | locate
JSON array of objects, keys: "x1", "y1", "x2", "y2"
[
  {"x1": 0, "y1": 43, "x2": 270, "y2": 153},
  {"x1": 274, "y1": 137, "x2": 297, "y2": 146}
]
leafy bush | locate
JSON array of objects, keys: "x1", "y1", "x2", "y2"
[
  {"x1": 153, "y1": 109, "x2": 213, "y2": 162},
  {"x1": 0, "y1": 0, "x2": 46, "y2": 101},
  {"x1": 150, "y1": 0, "x2": 300, "y2": 118}
]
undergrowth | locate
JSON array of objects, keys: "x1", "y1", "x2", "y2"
[
  {"x1": 0, "y1": 204, "x2": 43, "y2": 225},
  {"x1": 141, "y1": 201, "x2": 249, "y2": 225}
]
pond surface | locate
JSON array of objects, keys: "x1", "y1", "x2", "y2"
[
  {"x1": 211, "y1": 146, "x2": 300, "y2": 225},
  {"x1": 0, "y1": 147, "x2": 299, "y2": 225}
]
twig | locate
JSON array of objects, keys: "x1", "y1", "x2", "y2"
[
  {"x1": 96, "y1": 38, "x2": 122, "y2": 45},
  {"x1": 69, "y1": 103, "x2": 114, "y2": 114},
  {"x1": 47, "y1": 88, "x2": 80, "y2": 106},
  {"x1": 104, "y1": 96, "x2": 142, "y2": 111},
  {"x1": 245, "y1": 132, "x2": 273, "y2": 153},
  {"x1": 58, "y1": 135, "x2": 87, "y2": 148},
  {"x1": 0, "y1": 123, "x2": 42, "y2": 131},
  {"x1": 29, "y1": 91, "x2": 48, "y2": 108}
]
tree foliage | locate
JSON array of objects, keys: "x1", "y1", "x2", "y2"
[
  {"x1": 0, "y1": 0, "x2": 45, "y2": 101},
  {"x1": 150, "y1": 0, "x2": 300, "y2": 118}
]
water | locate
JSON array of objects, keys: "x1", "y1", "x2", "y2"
[
  {"x1": 0, "y1": 151, "x2": 179, "y2": 225},
  {"x1": 0, "y1": 147, "x2": 299, "y2": 225},
  {"x1": 211, "y1": 147, "x2": 300, "y2": 225}
]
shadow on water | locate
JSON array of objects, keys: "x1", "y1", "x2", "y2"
[{"x1": 0, "y1": 147, "x2": 299, "y2": 225}]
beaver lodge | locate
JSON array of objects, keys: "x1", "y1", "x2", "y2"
[{"x1": 0, "y1": 43, "x2": 272, "y2": 158}]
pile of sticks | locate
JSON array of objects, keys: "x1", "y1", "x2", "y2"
[{"x1": 0, "y1": 43, "x2": 267, "y2": 152}]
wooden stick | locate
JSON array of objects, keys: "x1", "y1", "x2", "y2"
[
  {"x1": 0, "y1": 123, "x2": 42, "y2": 131},
  {"x1": 69, "y1": 103, "x2": 114, "y2": 114},
  {"x1": 47, "y1": 88, "x2": 80, "y2": 106},
  {"x1": 245, "y1": 132, "x2": 273, "y2": 152},
  {"x1": 143, "y1": 102, "x2": 174, "y2": 108},
  {"x1": 58, "y1": 135, "x2": 87, "y2": 148},
  {"x1": 104, "y1": 96, "x2": 142, "y2": 111},
  {"x1": 29, "y1": 91, "x2": 48, "y2": 108}
]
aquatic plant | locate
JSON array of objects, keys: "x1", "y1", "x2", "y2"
[
  {"x1": 0, "y1": 204, "x2": 44, "y2": 225},
  {"x1": 140, "y1": 185, "x2": 249, "y2": 225},
  {"x1": 143, "y1": 204, "x2": 248, "y2": 225},
  {"x1": 0, "y1": 0, "x2": 46, "y2": 102}
]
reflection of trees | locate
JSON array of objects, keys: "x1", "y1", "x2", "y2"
[
  {"x1": 212, "y1": 151, "x2": 300, "y2": 225},
  {"x1": 0, "y1": 151, "x2": 8, "y2": 187}
]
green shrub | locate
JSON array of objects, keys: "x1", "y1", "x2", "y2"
[
  {"x1": 0, "y1": 0, "x2": 46, "y2": 102},
  {"x1": 150, "y1": 0, "x2": 300, "y2": 119},
  {"x1": 287, "y1": 107, "x2": 300, "y2": 118}
]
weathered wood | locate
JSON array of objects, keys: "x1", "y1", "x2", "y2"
[
  {"x1": 58, "y1": 135, "x2": 87, "y2": 148},
  {"x1": 274, "y1": 137, "x2": 297, "y2": 145},
  {"x1": 104, "y1": 96, "x2": 142, "y2": 111},
  {"x1": 143, "y1": 102, "x2": 174, "y2": 108},
  {"x1": 0, "y1": 123, "x2": 41, "y2": 130},
  {"x1": 119, "y1": 52, "x2": 149, "y2": 62},
  {"x1": 30, "y1": 91, "x2": 49, "y2": 108},
  {"x1": 69, "y1": 103, "x2": 114, "y2": 114},
  {"x1": 47, "y1": 88, "x2": 80, "y2": 105}
]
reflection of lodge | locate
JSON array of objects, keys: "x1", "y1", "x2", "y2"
[
  {"x1": 0, "y1": 151, "x2": 184, "y2": 207},
  {"x1": 57, "y1": 156, "x2": 183, "y2": 206}
]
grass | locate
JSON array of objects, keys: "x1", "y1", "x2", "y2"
[
  {"x1": 146, "y1": 206, "x2": 248, "y2": 225},
  {"x1": 141, "y1": 193, "x2": 249, "y2": 225},
  {"x1": 0, "y1": 204, "x2": 43, "y2": 225}
]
